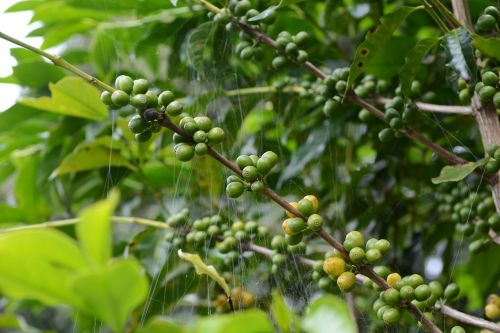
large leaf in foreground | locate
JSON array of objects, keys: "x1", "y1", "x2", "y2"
[
  {"x1": 443, "y1": 28, "x2": 477, "y2": 83},
  {"x1": 20, "y1": 77, "x2": 108, "y2": 120}
]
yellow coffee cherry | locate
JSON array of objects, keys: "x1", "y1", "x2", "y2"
[
  {"x1": 487, "y1": 294, "x2": 500, "y2": 307},
  {"x1": 286, "y1": 201, "x2": 299, "y2": 218},
  {"x1": 337, "y1": 271, "x2": 356, "y2": 291},
  {"x1": 323, "y1": 257, "x2": 345, "y2": 277},
  {"x1": 387, "y1": 273, "x2": 402, "y2": 288},
  {"x1": 304, "y1": 195, "x2": 319, "y2": 212},
  {"x1": 485, "y1": 303, "x2": 500, "y2": 320}
]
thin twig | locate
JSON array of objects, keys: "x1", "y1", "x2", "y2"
[
  {"x1": 374, "y1": 97, "x2": 473, "y2": 115},
  {"x1": 438, "y1": 304, "x2": 500, "y2": 332}
]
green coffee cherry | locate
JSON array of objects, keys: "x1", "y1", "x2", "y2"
[
  {"x1": 145, "y1": 91, "x2": 158, "y2": 107},
  {"x1": 194, "y1": 116, "x2": 212, "y2": 132},
  {"x1": 335, "y1": 80, "x2": 347, "y2": 93},
  {"x1": 100, "y1": 91, "x2": 113, "y2": 105},
  {"x1": 237, "y1": 155, "x2": 254, "y2": 169},
  {"x1": 414, "y1": 284, "x2": 431, "y2": 301},
  {"x1": 276, "y1": 37, "x2": 290, "y2": 49},
  {"x1": 444, "y1": 283, "x2": 460, "y2": 299},
  {"x1": 323, "y1": 98, "x2": 340, "y2": 116},
  {"x1": 373, "y1": 266, "x2": 391, "y2": 279},
  {"x1": 285, "y1": 42, "x2": 298, "y2": 54},
  {"x1": 271, "y1": 235, "x2": 286, "y2": 249},
  {"x1": 242, "y1": 165, "x2": 259, "y2": 181},
  {"x1": 358, "y1": 109, "x2": 372, "y2": 122},
  {"x1": 208, "y1": 127, "x2": 225, "y2": 143},
  {"x1": 410, "y1": 80, "x2": 422, "y2": 96},
  {"x1": 226, "y1": 181, "x2": 245, "y2": 198},
  {"x1": 366, "y1": 249, "x2": 382, "y2": 263},
  {"x1": 349, "y1": 247, "x2": 365, "y2": 263},
  {"x1": 481, "y1": 71, "x2": 498, "y2": 86},
  {"x1": 494, "y1": 92, "x2": 500, "y2": 107},
  {"x1": 429, "y1": 281, "x2": 443, "y2": 297},
  {"x1": 382, "y1": 307, "x2": 400, "y2": 324},
  {"x1": 183, "y1": 121, "x2": 198, "y2": 136},
  {"x1": 282, "y1": 217, "x2": 306, "y2": 235},
  {"x1": 135, "y1": 130, "x2": 152, "y2": 142},
  {"x1": 307, "y1": 214, "x2": 323, "y2": 232},
  {"x1": 383, "y1": 288, "x2": 400, "y2": 306},
  {"x1": 240, "y1": 46, "x2": 255, "y2": 60},
  {"x1": 158, "y1": 91, "x2": 175, "y2": 107},
  {"x1": 343, "y1": 231, "x2": 364, "y2": 251},
  {"x1": 235, "y1": 0, "x2": 251, "y2": 16},
  {"x1": 256, "y1": 157, "x2": 274, "y2": 174},
  {"x1": 128, "y1": 115, "x2": 147, "y2": 134},
  {"x1": 193, "y1": 130, "x2": 207, "y2": 143},
  {"x1": 378, "y1": 128, "x2": 394, "y2": 142},
  {"x1": 250, "y1": 180, "x2": 264, "y2": 192},
  {"x1": 131, "y1": 94, "x2": 149, "y2": 109},
  {"x1": 111, "y1": 90, "x2": 130, "y2": 107},
  {"x1": 272, "y1": 56, "x2": 286, "y2": 69},
  {"x1": 450, "y1": 326, "x2": 466, "y2": 333},
  {"x1": 485, "y1": 159, "x2": 499, "y2": 174},
  {"x1": 400, "y1": 285, "x2": 414, "y2": 301},
  {"x1": 236, "y1": 41, "x2": 250, "y2": 54},
  {"x1": 297, "y1": 198, "x2": 314, "y2": 216},
  {"x1": 133, "y1": 79, "x2": 149, "y2": 94},
  {"x1": 174, "y1": 143, "x2": 194, "y2": 162},
  {"x1": 377, "y1": 305, "x2": 391, "y2": 319},
  {"x1": 166, "y1": 101, "x2": 183, "y2": 116},
  {"x1": 375, "y1": 239, "x2": 390, "y2": 254},
  {"x1": 285, "y1": 232, "x2": 303, "y2": 245},
  {"x1": 293, "y1": 31, "x2": 309, "y2": 45},
  {"x1": 477, "y1": 14, "x2": 497, "y2": 32},
  {"x1": 297, "y1": 50, "x2": 308, "y2": 63},
  {"x1": 484, "y1": 6, "x2": 500, "y2": 19},
  {"x1": 195, "y1": 143, "x2": 208, "y2": 155},
  {"x1": 459, "y1": 89, "x2": 471, "y2": 103},
  {"x1": 115, "y1": 75, "x2": 134, "y2": 93},
  {"x1": 407, "y1": 274, "x2": 424, "y2": 288}
]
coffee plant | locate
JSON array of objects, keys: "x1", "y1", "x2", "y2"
[{"x1": 0, "y1": 0, "x2": 499, "y2": 332}]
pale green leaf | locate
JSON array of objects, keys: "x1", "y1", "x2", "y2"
[
  {"x1": 20, "y1": 77, "x2": 108, "y2": 120},
  {"x1": 302, "y1": 295, "x2": 356, "y2": 333},
  {"x1": 270, "y1": 290, "x2": 298, "y2": 333},
  {"x1": 0, "y1": 229, "x2": 86, "y2": 306},
  {"x1": 194, "y1": 309, "x2": 275, "y2": 333},
  {"x1": 187, "y1": 21, "x2": 215, "y2": 76},
  {"x1": 347, "y1": 6, "x2": 422, "y2": 91},
  {"x1": 178, "y1": 249, "x2": 230, "y2": 296},
  {"x1": 137, "y1": 317, "x2": 186, "y2": 333},
  {"x1": 248, "y1": 6, "x2": 278, "y2": 22},
  {"x1": 431, "y1": 158, "x2": 488, "y2": 184},
  {"x1": 71, "y1": 259, "x2": 149, "y2": 333},
  {"x1": 77, "y1": 190, "x2": 119, "y2": 266},
  {"x1": 51, "y1": 145, "x2": 136, "y2": 178}
]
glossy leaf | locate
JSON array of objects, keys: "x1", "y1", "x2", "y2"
[
  {"x1": 270, "y1": 290, "x2": 297, "y2": 333},
  {"x1": 194, "y1": 309, "x2": 275, "y2": 333},
  {"x1": 347, "y1": 6, "x2": 422, "y2": 90},
  {"x1": 431, "y1": 158, "x2": 488, "y2": 184},
  {"x1": 443, "y1": 28, "x2": 477, "y2": 83},
  {"x1": 71, "y1": 259, "x2": 149, "y2": 333},
  {"x1": 77, "y1": 190, "x2": 119, "y2": 266},
  {"x1": 0, "y1": 229, "x2": 86, "y2": 306},
  {"x1": 472, "y1": 35, "x2": 500, "y2": 62},
  {"x1": 178, "y1": 249, "x2": 230, "y2": 296},
  {"x1": 400, "y1": 37, "x2": 439, "y2": 97},
  {"x1": 302, "y1": 295, "x2": 356, "y2": 333},
  {"x1": 187, "y1": 21, "x2": 215, "y2": 76},
  {"x1": 248, "y1": 6, "x2": 278, "y2": 22},
  {"x1": 20, "y1": 77, "x2": 108, "y2": 120},
  {"x1": 137, "y1": 317, "x2": 186, "y2": 333}
]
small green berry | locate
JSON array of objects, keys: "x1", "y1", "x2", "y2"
[
  {"x1": 382, "y1": 307, "x2": 400, "y2": 324},
  {"x1": 158, "y1": 91, "x2": 175, "y2": 107},
  {"x1": 297, "y1": 198, "x2": 314, "y2": 216},
  {"x1": 450, "y1": 326, "x2": 466, "y2": 333},
  {"x1": 226, "y1": 181, "x2": 245, "y2": 198},
  {"x1": 366, "y1": 249, "x2": 382, "y2": 263},
  {"x1": 383, "y1": 288, "x2": 400, "y2": 306},
  {"x1": 207, "y1": 127, "x2": 225, "y2": 143},
  {"x1": 128, "y1": 115, "x2": 147, "y2": 134},
  {"x1": 174, "y1": 143, "x2": 194, "y2": 161},
  {"x1": 297, "y1": 50, "x2": 308, "y2": 63},
  {"x1": 194, "y1": 116, "x2": 212, "y2": 132},
  {"x1": 272, "y1": 56, "x2": 286, "y2": 69},
  {"x1": 145, "y1": 91, "x2": 158, "y2": 107},
  {"x1": 111, "y1": 90, "x2": 130, "y2": 107},
  {"x1": 135, "y1": 130, "x2": 152, "y2": 142},
  {"x1": 293, "y1": 31, "x2": 309, "y2": 45},
  {"x1": 100, "y1": 91, "x2": 113, "y2": 105},
  {"x1": 115, "y1": 75, "x2": 133, "y2": 93},
  {"x1": 132, "y1": 79, "x2": 149, "y2": 94},
  {"x1": 193, "y1": 130, "x2": 207, "y2": 143},
  {"x1": 130, "y1": 94, "x2": 149, "y2": 109},
  {"x1": 166, "y1": 101, "x2": 183, "y2": 116},
  {"x1": 195, "y1": 142, "x2": 208, "y2": 155},
  {"x1": 481, "y1": 71, "x2": 498, "y2": 86},
  {"x1": 344, "y1": 231, "x2": 364, "y2": 251},
  {"x1": 444, "y1": 283, "x2": 460, "y2": 299},
  {"x1": 477, "y1": 14, "x2": 497, "y2": 32},
  {"x1": 240, "y1": 46, "x2": 255, "y2": 60},
  {"x1": 307, "y1": 214, "x2": 324, "y2": 232},
  {"x1": 242, "y1": 165, "x2": 259, "y2": 181},
  {"x1": 237, "y1": 155, "x2": 254, "y2": 169},
  {"x1": 349, "y1": 247, "x2": 365, "y2": 263},
  {"x1": 414, "y1": 284, "x2": 431, "y2": 301},
  {"x1": 256, "y1": 157, "x2": 274, "y2": 175},
  {"x1": 250, "y1": 180, "x2": 264, "y2": 192}
]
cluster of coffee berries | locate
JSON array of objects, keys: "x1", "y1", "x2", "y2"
[
  {"x1": 320, "y1": 67, "x2": 349, "y2": 116},
  {"x1": 213, "y1": 287, "x2": 256, "y2": 312},
  {"x1": 353, "y1": 75, "x2": 389, "y2": 99},
  {"x1": 321, "y1": 251, "x2": 356, "y2": 292},
  {"x1": 172, "y1": 115, "x2": 225, "y2": 162},
  {"x1": 372, "y1": 268, "x2": 460, "y2": 324},
  {"x1": 435, "y1": 182, "x2": 499, "y2": 253},
  {"x1": 272, "y1": 31, "x2": 309, "y2": 69},
  {"x1": 378, "y1": 97, "x2": 418, "y2": 142},
  {"x1": 343, "y1": 232, "x2": 391, "y2": 264},
  {"x1": 485, "y1": 294, "x2": 500, "y2": 320},
  {"x1": 457, "y1": 77, "x2": 473, "y2": 104},
  {"x1": 269, "y1": 234, "x2": 307, "y2": 273},
  {"x1": 476, "y1": 6, "x2": 500, "y2": 33},
  {"x1": 225, "y1": 151, "x2": 279, "y2": 198},
  {"x1": 281, "y1": 195, "x2": 323, "y2": 244},
  {"x1": 476, "y1": 70, "x2": 500, "y2": 106},
  {"x1": 229, "y1": 0, "x2": 276, "y2": 25}
]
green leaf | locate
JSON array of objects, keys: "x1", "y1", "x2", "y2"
[
  {"x1": 472, "y1": 35, "x2": 500, "y2": 62},
  {"x1": 178, "y1": 249, "x2": 230, "y2": 296},
  {"x1": 270, "y1": 290, "x2": 297, "y2": 333},
  {"x1": 238, "y1": 107, "x2": 275, "y2": 139},
  {"x1": 365, "y1": 36, "x2": 416, "y2": 79},
  {"x1": 194, "y1": 309, "x2": 275, "y2": 333},
  {"x1": 443, "y1": 28, "x2": 477, "y2": 83},
  {"x1": 187, "y1": 21, "x2": 215, "y2": 77},
  {"x1": 11, "y1": 61, "x2": 66, "y2": 88},
  {"x1": 41, "y1": 20, "x2": 96, "y2": 49},
  {"x1": 431, "y1": 158, "x2": 488, "y2": 184},
  {"x1": 20, "y1": 77, "x2": 108, "y2": 120},
  {"x1": 347, "y1": 6, "x2": 422, "y2": 91},
  {"x1": 169, "y1": 0, "x2": 179, "y2": 6},
  {"x1": 0, "y1": 229, "x2": 86, "y2": 306},
  {"x1": 302, "y1": 295, "x2": 356, "y2": 333},
  {"x1": 77, "y1": 190, "x2": 119, "y2": 266},
  {"x1": 137, "y1": 317, "x2": 186, "y2": 333},
  {"x1": 400, "y1": 37, "x2": 439, "y2": 97},
  {"x1": 51, "y1": 144, "x2": 136, "y2": 178},
  {"x1": 71, "y1": 259, "x2": 149, "y2": 333}
]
